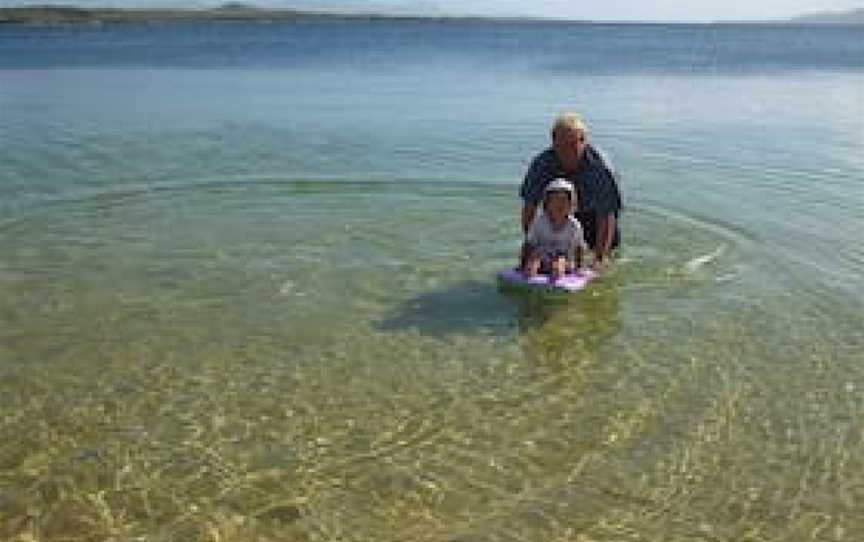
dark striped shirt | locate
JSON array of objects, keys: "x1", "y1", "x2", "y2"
[{"x1": 520, "y1": 145, "x2": 623, "y2": 216}]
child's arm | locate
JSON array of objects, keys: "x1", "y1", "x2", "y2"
[
  {"x1": 520, "y1": 218, "x2": 542, "y2": 273},
  {"x1": 520, "y1": 242, "x2": 540, "y2": 277},
  {"x1": 519, "y1": 240, "x2": 532, "y2": 269}
]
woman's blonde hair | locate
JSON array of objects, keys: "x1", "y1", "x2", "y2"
[{"x1": 551, "y1": 113, "x2": 588, "y2": 138}]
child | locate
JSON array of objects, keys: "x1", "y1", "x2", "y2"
[{"x1": 520, "y1": 178, "x2": 587, "y2": 280}]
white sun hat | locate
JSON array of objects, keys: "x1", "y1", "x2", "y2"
[
  {"x1": 544, "y1": 178, "x2": 574, "y2": 196},
  {"x1": 543, "y1": 178, "x2": 577, "y2": 212}
]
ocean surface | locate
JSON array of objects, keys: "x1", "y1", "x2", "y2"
[{"x1": 0, "y1": 20, "x2": 862, "y2": 541}]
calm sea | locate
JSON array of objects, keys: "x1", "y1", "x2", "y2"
[{"x1": 1, "y1": 20, "x2": 862, "y2": 541}]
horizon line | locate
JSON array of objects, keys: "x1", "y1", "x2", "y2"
[{"x1": 2, "y1": 3, "x2": 863, "y2": 25}]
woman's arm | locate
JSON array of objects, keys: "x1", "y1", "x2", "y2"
[{"x1": 594, "y1": 212, "x2": 616, "y2": 264}]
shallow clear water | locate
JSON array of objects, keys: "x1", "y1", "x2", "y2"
[{"x1": 0, "y1": 21, "x2": 862, "y2": 541}]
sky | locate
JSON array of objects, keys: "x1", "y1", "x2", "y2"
[{"x1": 2, "y1": 0, "x2": 862, "y2": 22}]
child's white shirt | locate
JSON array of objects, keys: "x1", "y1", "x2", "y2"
[{"x1": 526, "y1": 213, "x2": 587, "y2": 261}]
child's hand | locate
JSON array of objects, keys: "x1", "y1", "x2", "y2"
[
  {"x1": 521, "y1": 258, "x2": 540, "y2": 278},
  {"x1": 550, "y1": 257, "x2": 567, "y2": 280}
]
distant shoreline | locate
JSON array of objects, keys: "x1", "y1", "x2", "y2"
[
  {"x1": 2, "y1": 6, "x2": 862, "y2": 26},
  {"x1": 0, "y1": 6, "x2": 532, "y2": 25},
  {"x1": 0, "y1": 6, "x2": 454, "y2": 25}
]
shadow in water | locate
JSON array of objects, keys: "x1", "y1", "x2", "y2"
[
  {"x1": 377, "y1": 277, "x2": 621, "y2": 345},
  {"x1": 377, "y1": 279, "x2": 517, "y2": 337}
]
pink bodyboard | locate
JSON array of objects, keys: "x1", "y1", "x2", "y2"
[{"x1": 496, "y1": 268, "x2": 596, "y2": 294}]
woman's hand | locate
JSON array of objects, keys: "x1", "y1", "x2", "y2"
[{"x1": 591, "y1": 256, "x2": 608, "y2": 274}]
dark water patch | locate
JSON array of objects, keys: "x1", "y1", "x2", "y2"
[{"x1": 2, "y1": 21, "x2": 863, "y2": 74}]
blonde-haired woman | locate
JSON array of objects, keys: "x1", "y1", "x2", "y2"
[{"x1": 519, "y1": 113, "x2": 622, "y2": 269}]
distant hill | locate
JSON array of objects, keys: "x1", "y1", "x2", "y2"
[
  {"x1": 0, "y1": 5, "x2": 437, "y2": 24},
  {"x1": 789, "y1": 8, "x2": 864, "y2": 24}
]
